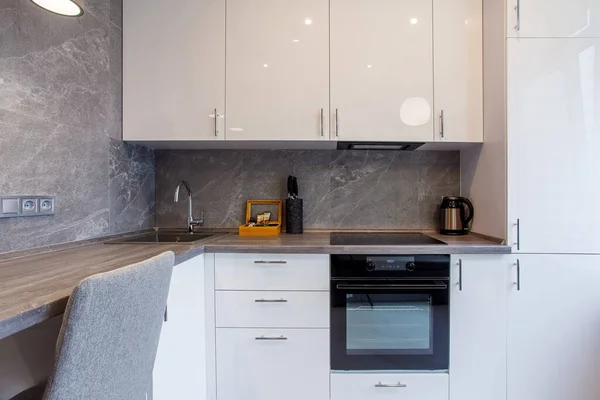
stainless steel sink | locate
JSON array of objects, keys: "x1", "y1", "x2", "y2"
[{"x1": 106, "y1": 232, "x2": 213, "y2": 245}]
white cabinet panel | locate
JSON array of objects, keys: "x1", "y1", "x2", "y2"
[
  {"x1": 226, "y1": 0, "x2": 329, "y2": 140},
  {"x1": 216, "y1": 291, "x2": 329, "y2": 328},
  {"x1": 449, "y1": 256, "x2": 507, "y2": 400},
  {"x1": 214, "y1": 253, "x2": 329, "y2": 291},
  {"x1": 330, "y1": 0, "x2": 433, "y2": 142},
  {"x1": 508, "y1": 255, "x2": 600, "y2": 400},
  {"x1": 153, "y1": 256, "x2": 206, "y2": 400},
  {"x1": 507, "y1": 0, "x2": 600, "y2": 38},
  {"x1": 216, "y1": 328, "x2": 329, "y2": 400},
  {"x1": 507, "y1": 38, "x2": 600, "y2": 254},
  {"x1": 433, "y1": 0, "x2": 483, "y2": 142},
  {"x1": 123, "y1": 0, "x2": 225, "y2": 141},
  {"x1": 331, "y1": 372, "x2": 448, "y2": 400}
]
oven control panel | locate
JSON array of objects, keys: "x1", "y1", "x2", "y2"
[{"x1": 366, "y1": 256, "x2": 416, "y2": 272}]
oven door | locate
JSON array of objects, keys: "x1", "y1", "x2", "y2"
[{"x1": 331, "y1": 279, "x2": 449, "y2": 371}]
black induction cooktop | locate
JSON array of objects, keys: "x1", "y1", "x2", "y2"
[{"x1": 330, "y1": 232, "x2": 447, "y2": 246}]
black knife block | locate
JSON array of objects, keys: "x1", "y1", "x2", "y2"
[{"x1": 285, "y1": 198, "x2": 303, "y2": 234}]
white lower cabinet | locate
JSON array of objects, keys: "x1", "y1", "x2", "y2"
[
  {"x1": 507, "y1": 254, "x2": 600, "y2": 400},
  {"x1": 449, "y1": 255, "x2": 507, "y2": 400},
  {"x1": 216, "y1": 328, "x2": 329, "y2": 400},
  {"x1": 331, "y1": 373, "x2": 448, "y2": 400},
  {"x1": 153, "y1": 255, "x2": 207, "y2": 400}
]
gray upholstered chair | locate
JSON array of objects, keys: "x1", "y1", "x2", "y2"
[{"x1": 10, "y1": 251, "x2": 175, "y2": 400}]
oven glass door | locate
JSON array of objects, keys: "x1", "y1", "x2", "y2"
[{"x1": 331, "y1": 280, "x2": 449, "y2": 370}]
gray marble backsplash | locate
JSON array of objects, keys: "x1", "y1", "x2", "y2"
[
  {"x1": 0, "y1": 0, "x2": 155, "y2": 253},
  {"x1": 156, "y1": 150, "x2": 460, "y2": 230}
]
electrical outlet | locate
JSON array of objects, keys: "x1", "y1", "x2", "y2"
[{"x1": 0, "y1": 196, "x2": 55, "y2": 218}]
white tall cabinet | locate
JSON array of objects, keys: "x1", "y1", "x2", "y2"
[
  {"x1": 506, "y1": 0, "x2": 600, "y2": 38},
  {"x1": 123, "y1": 0, "x2": 225, "y2": 141},
  {"x1": 225, "y1": 0, "x2": 329, "y2": 140},
  {"x1": 330, "y1": 0, "x2": 434, "y2": 142},
  {"x1": 507, "y1": 38, "x2": 600, "y2": 254},
  {"x1": 433, "y1": 0, "x2": 483, "y2": 142},
  {"x1": 507, "y1": 255, "x2": 600, "y2": 400}
]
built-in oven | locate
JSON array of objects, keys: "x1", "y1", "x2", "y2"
[{"x1": 330, "y1": 254, "x2": 450, "y2": 371}]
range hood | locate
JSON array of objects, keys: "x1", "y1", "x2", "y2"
[{"x1": 336, "y1": 142, "x2": 425, "y2": 151}]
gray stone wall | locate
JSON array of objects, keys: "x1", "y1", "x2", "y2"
[
  {"x1": 0, "y1": 0, "x2": 155, "y2": 253},
  {"x1": 156, "y1": 150, "x2": 460, "y2": 230}
]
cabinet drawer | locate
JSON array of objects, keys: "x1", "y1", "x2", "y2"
[
  {"x1": 215, "y1": 253, "x2": 329, "y2": 290},
  {"x1": 216, "y1": 291, "x2": 329, "y2": 328},
  {"x1": 216, "y1": 328, "x2": 330, "y2": 400},
  {"x1": 331, "y1": 372, "x2": 448, "y2": 400}
]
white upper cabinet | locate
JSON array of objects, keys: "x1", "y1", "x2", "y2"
[
  {"x1": 433, "y1": 0, "x2": 483, "y2": 142},
  {"x1": 507, "y1": 0, "x2": 600, "y2": 38},
  {"x1": 226, "y1": 0, "x2": 329, "y2": 140},
  {"x1": 508, "y1": 255, "x2": 600, "y2": 400},
  {"x1": 330, "y1": 0, "x2": 434, "y2": 142},
  {"x1": 123, "y1": 0, "x2": 225, "y2": 141},
  {"x1": 507, "y1": 38, "x2": 600, "y2": 254}
]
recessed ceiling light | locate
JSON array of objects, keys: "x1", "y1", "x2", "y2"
[
  {"x1": 305, "y1": 19, "x2": 312, "y2": 25},
  {"x1": 367, "y1": 65, "x2": 372, "y2": 68},
  {"x1": 293, "y1": 39, "x2": 300, "y2": 43},
  {"x1": 263, "y1": 64, "x2": 269, "y2": 68},
  {"x1": 410, "y1": 18, "x2": 418, "y2": 25},
  {"x1": 30, "y1": 0, "x2": 83, "y2": 16}
]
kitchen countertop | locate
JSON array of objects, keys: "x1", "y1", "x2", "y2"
[{"x1": 0, "y1": 230, "x2": 509, "y2": 340}]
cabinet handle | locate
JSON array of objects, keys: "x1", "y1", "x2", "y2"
[
  {"x1": 320, "y1": 108, "x2": 324, "y2": 137},
  {"x1": 214, "y1": 108, "x2": 219, "y2": 137},
  {"x1": 254, "y1": 260, "x2": 287, "y2": 264},
  {"x1": 457, "y1": 259, "x2": 463, "y2": 291},
  {"x1": 164, "y1": 305, "x2": 168, "y2": 322},
  {"x1": 439, "y1": 110, "x2": 444, "y2": 138},
  {"x1": 255, "y1": 335, "x2": 288, "y2": 341},
  {"x1": 335, "y1": 109, "x2": 339, "y2": 137},
  {"x1": 515, "y1": 259, "x2": 521, "y2": 291},
  {"x1": 255, "y1": 299, "x2": 288, "y2": 303},
  {"x1": 375, "y1": 382, "x2": 407, "y2": 388},
  {"x1": 514, "y1": 0, "x2": 521, "y2": 32},
  {"x1": 514, "y1": 219, "x2": 520, "y2": 250}
]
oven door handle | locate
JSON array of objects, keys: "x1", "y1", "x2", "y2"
[{"x1": 336, "y1": 283, "x2": 448, "y2": 290}]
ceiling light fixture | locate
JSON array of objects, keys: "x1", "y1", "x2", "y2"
[{"x1": 30, "y1": 0, "x2": 83, "y2": 17}]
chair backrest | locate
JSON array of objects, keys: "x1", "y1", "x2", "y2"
[{"x1": 42, "y1": 251, "x2": 175, "y2": 400}]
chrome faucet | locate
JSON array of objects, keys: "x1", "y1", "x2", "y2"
[{"x1": 174, "y1": 180, "x2": 204, "y2": 233}]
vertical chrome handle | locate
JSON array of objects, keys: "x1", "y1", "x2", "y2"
[
  {"x1": 457, "y1": 259, "x2": 463, "y2": 291},
  {"x1": 515, "y1": 259, "x2": 521, "y2": 291},
  {"x1": 214, "y1": 108, "x2": 219, "y2": 137},
  {"x1": 164, "y1": 305, "x2": 168, "y2": 322},
  {"x1": 375, "y1": 382, "x2": 407, "y2": 388},
  {"x1": 514, "y1": 0, "x2": 521, "y2": 32},
  {"x1": 335, "y1": 109, "x2": 339, "y2": 137},
  {"x1": 439, "y1": 110, "x2": 444, "y2": 138},
  {"x1": 514, "y1": 219, "x2": 520, "y2": 250},
  {"x1": 320, "y1": 108, "x2": 324, "y2": 137}
]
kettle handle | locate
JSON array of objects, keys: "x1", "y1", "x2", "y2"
[{"x1": 459, "y1": 197, "x2": 474, "y2": 230}]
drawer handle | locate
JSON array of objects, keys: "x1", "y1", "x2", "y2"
[
  {"x1": 255, "y1": 299, "x2": 288, "y2": 303},
  {"x1": 375, "y1": 382, "x2": 407, "y2": 388},
  {"x1": 255, "y1": 335, "x2": 288, "y2": 341},
  {"x1": 254, "y1": 260, "x2": 287, "y2": 264}
]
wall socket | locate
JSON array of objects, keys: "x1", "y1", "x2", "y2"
[{"x1": 0, "y1": 196, "x2": 56, "y2": 218}]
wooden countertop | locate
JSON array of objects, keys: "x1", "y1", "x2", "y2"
[{"x1": 0, "y1": 230, "x2": 509, "y2": 340}]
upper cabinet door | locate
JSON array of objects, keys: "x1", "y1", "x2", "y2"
[
  {"x1": 226, "y1": 0, "x2": 329, "y2": 141},
  {"x1": 507, "y1": 38, "x2": 600, "y2": 254},
  {"x1": 433, "y1": 0, "x2": 482, "y2": 142},
  {"x1": 507, "y1": 0, "x2": 600, "y2": 38},
  {"x1": 330, "y1": 0, "x2": 434, "y2": 142},
  {"x1": 123, "y1": 0, "x2": 225, "y2": 141}
]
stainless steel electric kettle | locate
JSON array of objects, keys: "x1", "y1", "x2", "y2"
[{"x1": 439, "y1": 196, "x2": 474, "y2": 235}]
